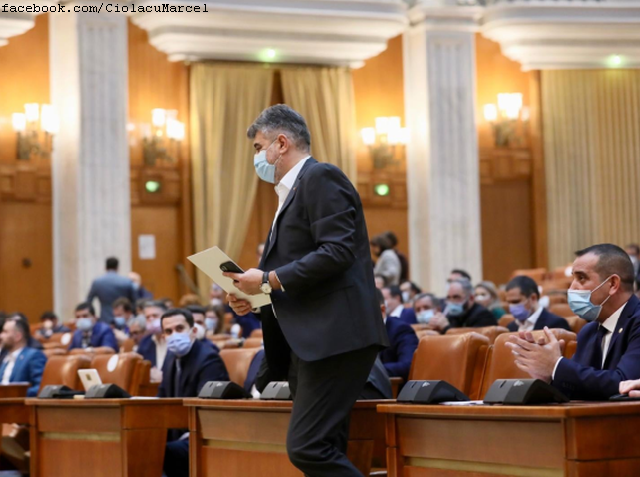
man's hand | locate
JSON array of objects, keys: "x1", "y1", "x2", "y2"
[
  {"x1": 505, "y1": 327, "x2": 565, "y2": 383},
  {"x1": 227, "y1": 294, "x2": 253, "y2": 317},
  {"x1": 428, "y1": 312, "x2": 449, "y2": 332},
  {"x1": 620, "y1": 379, "x2": 640, "y2": 397},
  {"x1": 223, "y1": 268, "x2": 264, "y2": 296}
]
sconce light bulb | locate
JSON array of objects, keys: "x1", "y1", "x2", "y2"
[
  {"x1": 152, "y1": 108, "x2": 167, "y2": 128},
  {"x1": 12, "y1": 113, "x2": 27, "y2": 132},
  {"x1": 361, "y1": 128, "x2": 376, "y2": 146}
]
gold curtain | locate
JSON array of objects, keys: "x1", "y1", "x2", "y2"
[
  {"x1": 280, "y1": 66, "x2": 357, "y2": 182},
  {"x1": 190, "y1": 63, "x2": 274, "y2": 294},
  {"x1": 542, "y1": 70, "x2": 640, "y2": 267}
]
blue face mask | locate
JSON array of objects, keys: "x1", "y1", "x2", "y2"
[
  {"x1": 76, "y1": 317, "x2": 93, "y2": 332},
  {"x1": 567, "y1": 276, "x2": 613, "y2": 322},
  {"x1": 114, "y1": 316, "x2": 127, "y2": 328},
  {"x1": 253, "y1": 140, "x2": 279, "y2": 184},
  {"x1": 446, "y1": 302, "x2": 465, "y2": 317},
  {"x1": 167, "y1": 332, "x2": 194, "y2": 358},
  {"x1": 509, "y1": 303, "x2": 531, "y2": 322},
  {"x1": 205, "y1": 317, "x2": 218, "y2": 331},
  {"x1": 417, "y1": 309, "x2": 434, "y2": 324}
]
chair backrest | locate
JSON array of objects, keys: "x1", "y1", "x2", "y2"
[
  {"x1": 415, "y1": 329, "x2": 439, "y2": 340},
  {"x1": 219, "y1": 348, "x2": 262, "y2": 387},
  {"x1": 39, "y1": 355, "x2": 92, "y2": 392},
  {"x1": 69, "y1": 346, "x2": 116, "y2": 356},
  {"x1": 243, "y1": 338, "x2": 263, "y2": 349},
  {"x1": 120, "y1": 338, "x2": 135, "y2": 353},
  {"x1": 410, "y1": 333, "x2": 490, "y2": 399},
  {"x1": 565, "y1": 340, "x2": 577, "y2": 359},
  {"x1": 563, "y1": 316, "x2": 587, "y2": 334},
  {"x1": 43, "y1": 342, "x2": 68, "y2": 350},
  {"x1": 446, "y1": 326, "x2": 509, "y2": 344},
  {"x1": 547, "y1": 294, "x2": 568, "y2": 305},
  {"x1": 249, "y1": 329, "x2": 263, "y2": 339},
  {"x1": 498, "y1": 315, "x2": 515, "y2": 328},
  {"x1": 549, "y1": 303, "x2": 574, "y2": 318},
  {"x1": 129, "y1": 359, "x2": 151, "y2": 396},
  {"x1": 512, "y1": 268, "x2": 547, "y2": 283},
  {"x1": 91, "y1": 352, "x2": 142, "y2": 394},
  {"x1": 480, "y1": 329, "x2": 577, "y2": 398},
  {"x1": 43, "y1": 348, "x2": 67, "y2": 359}
]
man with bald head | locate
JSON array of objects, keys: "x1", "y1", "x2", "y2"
[{"x1": 507, "y1": 243, "x2": 640, "y2": 400}]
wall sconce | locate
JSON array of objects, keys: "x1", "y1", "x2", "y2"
[
  {"x1": 360, "y1": 116, "x2": 409, "y2": 169},
  {"x1": 11, "y1": 103, "x2": 59, "y2": 160},
  {"x1": 483, "y1": 93, "x2": 529, "y2": 148},
  {"x1": 142, "y1": 108, "x2": 185, "y2": 166}
]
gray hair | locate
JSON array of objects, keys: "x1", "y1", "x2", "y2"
[
  {"x1": 449, "y1": 278, "x2": 474, "y2": 298},
  {"x1": 247, "y1": 104, "x2": 311, "y2": 152},
  {"x1": 127, "y1": 314, "x2": 146, "y2": 330},
  {"x1": 414, "y1": 292, "x2": 440, "y2": 308}
]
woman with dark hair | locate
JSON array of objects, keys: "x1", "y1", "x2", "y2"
[{"x1": 370, "y1": 234, "x2": 401, "y2": 286}]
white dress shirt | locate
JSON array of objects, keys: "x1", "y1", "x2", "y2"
[
  {"x1": 552, "y1": 301, "x2": 627, "y2": 379},
  {"x1": 1, "y1": 348, "x2": 24, "y2": 384},
  {"x1": 271, "y1": 156, "x2": 310, "y2": 238},
  {"x1": 515, "y1": 305, "x2": 544, "y2": 333},
  {"x1": 152, "y1": 334, "x2": 167, "y2": 369},
  {"x1": 390, "y1": 304, "x2": 404, "y2": 319}
]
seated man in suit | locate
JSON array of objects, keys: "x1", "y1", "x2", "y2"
[
  {"x1": 0, "y1": 318, "x2": 47, "y2": 396},
  {"x1": 413, "y1": 292, "x2": 440, "y2": 325},
  {"x1": 507, "y1": 244, "x2": 640, "y2": 400},
  {"x1": 429, "y1": 278, "x2": 497, "y2": 333},
  {"x1": 68, "y1": 302, "x2": 118, "y2": 352},
  {"x1": 137, "y1": 301, "x2": 168, "y2": 381},
  {"x1": 378, "y1": 289, "x2": 418, "y2": 381},
  {"x1": 505, "y1": 276, "x2": 571, "y2": 332},
  {"x1": 158, "y1": 308, "x2": 229, "y2": 477},
  {"x1": 6, "y1": 314, "x2": 44, "y2": 350},
  {"x1": 35, "y1": 311, "x2": 70, "y2": 340},
  {"x1": 382, "y1": 286, "x2": 417, "y2": 325},
  {"x1": 127, "y1": 315, "x2": 146, "y2": 353}
]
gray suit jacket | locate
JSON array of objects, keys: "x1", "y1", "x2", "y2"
[{"x1": 87, "y1": 272, "x2": 135, "y2": 323}]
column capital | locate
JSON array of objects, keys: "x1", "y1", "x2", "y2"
[{"x1": 408, "y1": 0, "x2": 483, "y2": 32}]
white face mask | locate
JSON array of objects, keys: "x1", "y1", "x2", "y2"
[{"x1": 194, "y1": 323, "x2": 205, "y2": 340}]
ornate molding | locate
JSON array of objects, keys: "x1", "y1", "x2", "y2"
[
  {"x1": 128, "y1": 0, "x2": 409, "y2": 67},
  {"x1": 0, "y1": 12, "x2": 37, "y2": 47},
  {"x1": 482, "y1": 0, "x2": 640, "y2": 70}
]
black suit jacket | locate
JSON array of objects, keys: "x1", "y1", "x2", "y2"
[
  {"x1": 259, "y1": 158, "x2": 388, "y2": 368},
  {"x1": 445, "y1": 303, "x2": 497, "y2": 332},
  {"x1": 507, "y1": 309, "x2": 571, "y2": 332}
]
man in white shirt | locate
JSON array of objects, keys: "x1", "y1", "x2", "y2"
[{"x1": 506, "y1": 243, "x2": 640, "y2": 400}]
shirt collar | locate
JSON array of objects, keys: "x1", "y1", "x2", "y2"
[
  {"x1": 7, "y1": 347, "x2": 24, "y2": 361},
  {"x1": 601, "y1": 302, "x2": 627, "y2": 334},
  {"x1": 526, "y1": 305, "x2": 544, "y2": 326},
  {"x1": 390, "y1": 305, "x2": 404, "y2": 318},
  {"x1": 275, "y1": 156, "x2": 310, "y2": 194}
]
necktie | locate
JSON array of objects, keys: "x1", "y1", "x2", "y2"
[
  {"x1": 590, "y1": 325, "x2": 610, "y2": 370},
  {"x1": 174, "y1": 360, "x2": 182, "y2": 398}
]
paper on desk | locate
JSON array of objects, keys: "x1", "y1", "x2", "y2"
[
  {"x1": 439, "y1": 400, "x2": 486, "y2": 406},
  {"x1": 188, "y1": 246, "x2": 272, "y2": 309}
]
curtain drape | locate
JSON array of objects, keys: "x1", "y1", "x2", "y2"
[
  {"x1": 542, "y1": 70, "x2": 640, "y2": 267},
  {"x1": 190, "y1": 63, "x2": 274, "y2": 295},
  {"x1": 280, "y1": 66, "x2": 357, "y2": 183}
]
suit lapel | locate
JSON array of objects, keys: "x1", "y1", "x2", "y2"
[
  {"x1": 10, "y1": 349, "x2": 26, "y2": 381},
  {"x1": 263, "y1": 158, "x2": 317, "y2": 261},
  {"x1": 603, "y1": 295, "x2": 638, "y2": 368}
]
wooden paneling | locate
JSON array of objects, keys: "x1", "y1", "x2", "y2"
[
  {"x1": 0, "y1": 15, "x2": 50, "y2": 165},
  {"x1": 128, "y1": 20, "x2": 193, "y2": 298},
  {"x1": 131, "y1": 206, "x2": 182, "y2": 301},
  {"x1": 0, "y1": 202, "x2": 53, "y2": 319}
]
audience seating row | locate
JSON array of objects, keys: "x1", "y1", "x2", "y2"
[{"x1": 409, "y1": 328, "x2": 577, "y2": 400}]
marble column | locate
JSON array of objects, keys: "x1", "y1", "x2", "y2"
[
  {"x1": 49, "y1": 5, "x2": 131, "y2": 320},
  {"x1": 403, "y1": 2, "x2": 482, "y2": 295}
]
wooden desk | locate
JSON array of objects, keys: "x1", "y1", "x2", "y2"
[
  {"x1": 184, "y1": 399, "x2": 389, "y2": 477},
  {"x1": 0, "y1": 384, "x2": 29, "y2": 398},
  {"x1": 379, "y1": 402, "x2": 640, "y2": 477},
  {"x1": 27, "y1": 398, "x2": 188, "y2": 477}
]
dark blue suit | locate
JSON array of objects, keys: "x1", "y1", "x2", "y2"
[
  {"x1": 380, "y1": 317, "x2": 419, "y2": 381},
  {"x1": 1, "y1": 347, "x2": 47, "y2": 397},
  {"x1": 553, "y1": 294, "x2": 640, "y2": 400},
  {"x1": 507, "y1": 309, "x2": 571, "y2": 332},
  {"x1": 159, "y1": 338, "x2": 229, "y2": 477},
  {"x1": 87, "y1": 271, "x2": 136, "y2": 323},
  {"x1": 137, "y1": 334, "x2": 160, "y2": 367},
  {"x1": 244, "y1": 349, "x2": 265, "y2": 393},
  {"x1": 68, "y1": 321, "x2": 118, "y2": 352},
  {"x1": 395, "y1": 307, "x2": 417, "y2": 326},
  {"x1": 233, "y1": 311, "x2": 261, "y2": 338}
]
